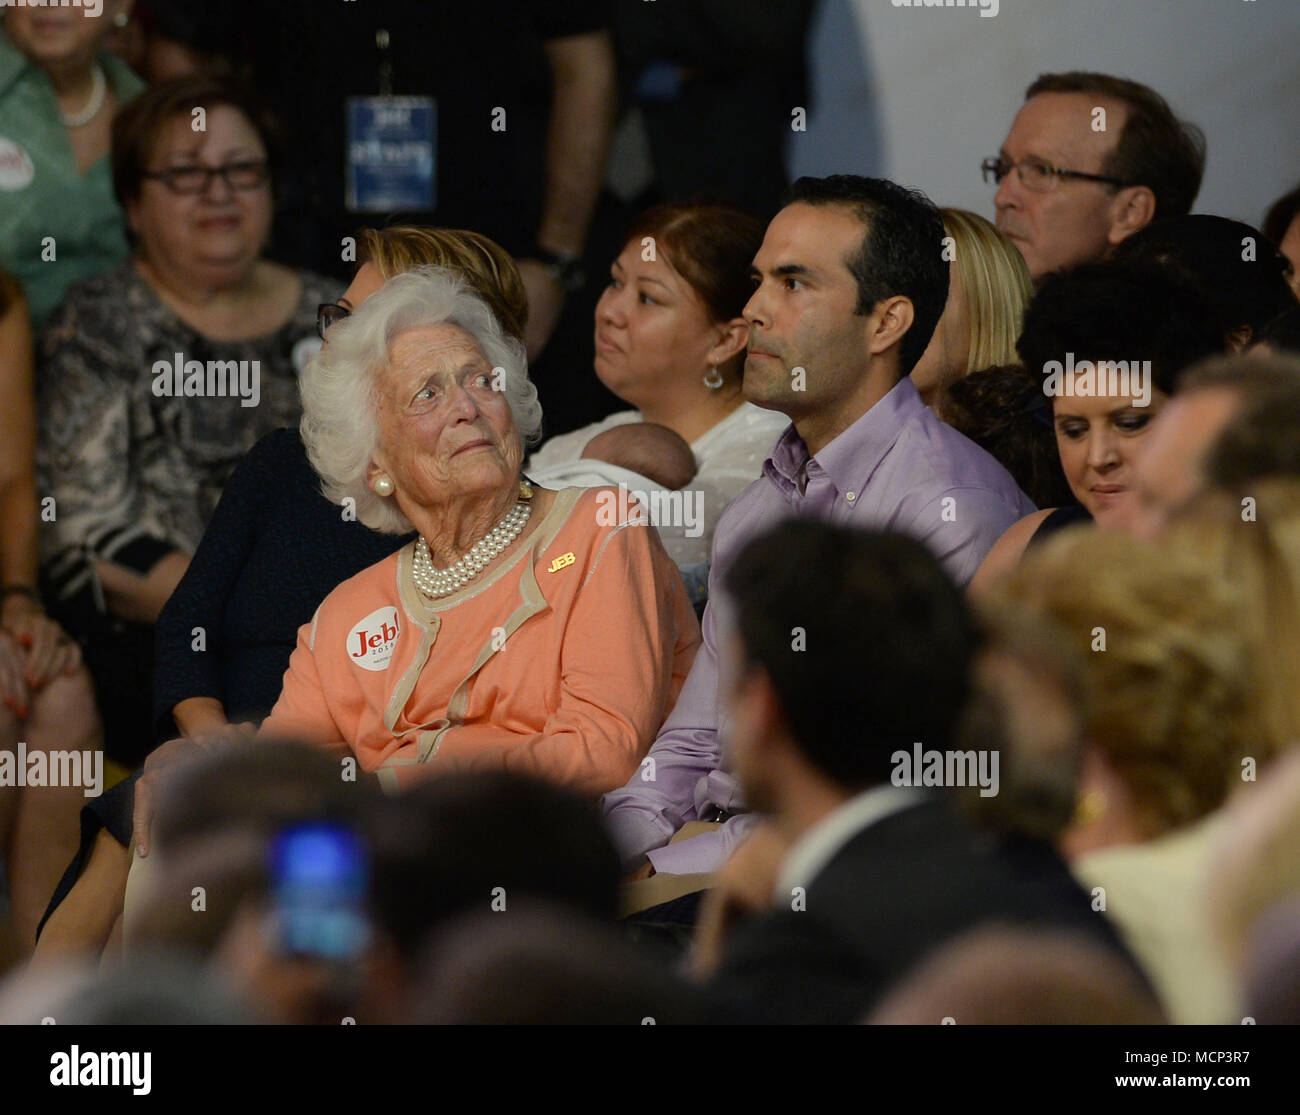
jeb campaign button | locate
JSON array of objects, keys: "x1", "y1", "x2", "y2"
[
  {"x1": 0, "y1": 138, "x2": 35, "y2": 191},
  {"x1": 347, "y1": 606, "x2": 401, "y2": 671}
]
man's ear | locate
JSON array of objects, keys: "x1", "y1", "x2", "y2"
[
  {"x1": 1107, "y1": 185, "x2": 1157, "y2": 246},
  {"x1": 867, "y1": 295, "x2": 915, "y2": 359},
  {"x1": 735, "y1": 665, "x2": 791, "y2": 752},
  {"x1": 707, "y1": 317, "x2": 749, "y2": 368}
]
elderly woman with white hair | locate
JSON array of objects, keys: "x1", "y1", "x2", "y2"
[{"x1": 257, "y1": 268, "x2": 701, "y2": 795}]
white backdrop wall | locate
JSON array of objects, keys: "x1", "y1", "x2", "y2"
[{"x1": 791, "y1": 0, "x2": 1300, "y2": 230}]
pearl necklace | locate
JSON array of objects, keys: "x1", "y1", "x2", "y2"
[
  {"x1": 60, "y1": 65, "x2": 106, "y2": 129},
  {"x1": 412, "y1": 482, "x2": 534, "y2": 599}
]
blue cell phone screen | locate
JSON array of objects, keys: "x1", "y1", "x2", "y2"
[{"x1": 268, "y1": 823, "x2": 370, "y2": 961}]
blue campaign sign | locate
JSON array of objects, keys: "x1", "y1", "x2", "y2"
[{"x1": 345, "y1": 96, "x2": 436, "y2": 213}]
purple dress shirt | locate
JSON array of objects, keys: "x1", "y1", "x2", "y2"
[{"x1": 600, "y1": 375, "x2": 1037, "y2": 875}]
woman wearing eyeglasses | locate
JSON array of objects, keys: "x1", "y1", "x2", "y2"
[
  {"x1": 0, "y1": 3, "x2": 145, "y2": 328},
  {"x1": 37, "y1": 76, "x2": 333, "y2": 767}
]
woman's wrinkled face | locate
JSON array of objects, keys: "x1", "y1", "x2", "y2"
[
  {"x1": 370, "y1": 324, "x2": 521, "y2": 509},
  {"x1": 593, "y1": 239, "x2": 726, "y2": 405},
  {"x1": 127, "y1": 105, "x2": 272, "y2": 279},
  {"x1": 1053, "y1": 387, "x2": 1168, "y2": 525}
]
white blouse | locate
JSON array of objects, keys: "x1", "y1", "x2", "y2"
[{"x1": 527, "y1": 403, "x2": 790, "y2": 566}]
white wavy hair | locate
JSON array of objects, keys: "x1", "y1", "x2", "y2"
[{"x1": 300, "y1": 266, "x2": 543, "y2": 534}]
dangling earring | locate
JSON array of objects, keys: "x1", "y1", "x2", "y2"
[
  {"x1": 113, "y1": 10, "x2": 129, "y2": 28},
  {"x1": 374, "y1": 475, "x2": 394, "y2": 497},
  {"x1": 703, "y1": 364, "x2": 724, "y2": 390}
]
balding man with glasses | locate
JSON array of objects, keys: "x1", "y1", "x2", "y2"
[{"x1": 985, "y1": 72, "x2": 1205, "y2": 280}]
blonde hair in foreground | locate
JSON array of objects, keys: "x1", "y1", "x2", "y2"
[
  {"x1": 987, "y1": 526, "x2": 1258, "y2": 837},
  {"x1": 1164, "y1": 478, "x2": 1300, "y2": 761}
]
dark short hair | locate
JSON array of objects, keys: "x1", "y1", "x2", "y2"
[
  {"x1": 942, "y1": 364, "x2": 1075, "y2": 509},
  {"x1": 1114, "y1": 215, "x2": 1298, "y2": 345},
  {"x1": 111, "y1": 76, "x2": 279, "y2": 209},
  {"x1": 1017, "y1": 259, "x2": 1224, "y2": 398},
  {"x1": 784, "y1": 175, "x2": 949, "y2": 376},
  {"x1": 414, "y1": 904, "x2": 705, "y2": 1024},
  {"x1": 1026, "y1": 72, "x2": 1205, "y2": 219},
  {"x1": 724, "y1": 520, "x2": 975, "y2": 790},
  {"x1": 365, "y1": 772, "x2": 620, "y2": 958},
  {"x1": 1263, "y1": 182, "x2": 1300, "y2": 253},
  {"x1": 153, "y1": 739, "x2": 375, "y2": 853}
]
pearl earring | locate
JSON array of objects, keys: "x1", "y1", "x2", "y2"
[
  {"x1": 703, "y1": 365, "x2": 724, "y2": 390},
  {"x1": 374, "y1": 475, "x2": 394, "y2": 497}
]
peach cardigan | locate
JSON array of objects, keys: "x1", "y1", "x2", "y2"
[{"x1": 261, "y1": 487, "x2": 701, "y2": 795}]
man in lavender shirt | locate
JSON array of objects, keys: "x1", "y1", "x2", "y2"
[{"x1": 602, "y1": 175, "x2": 1036, "y2": 878}]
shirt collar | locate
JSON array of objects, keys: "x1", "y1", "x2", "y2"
[
  {"x1": 762, "y1": 375, "x2": 926, "y2": 503},
  {"x1": 776, "y1": 784, "x2": 927, "y2": 898}
]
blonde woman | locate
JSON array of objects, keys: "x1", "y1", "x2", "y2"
[
  {"x1": 1163, "y1": 479, "x2": 1300, "y2": 764},
  {"x1": 989, "y1": 527, "x2": 1262, "y2": 1022},
  {"x1": 1142, "y1": 483, "x2": 1300, "y2": 1021},
  {"x1": 910, "y1": 209, "x2": 1033, "y2": 418}
]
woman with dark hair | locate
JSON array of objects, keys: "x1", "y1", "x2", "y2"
[
  {"x1": 969, "y1": 260, "x2": 1224, "y2": 591},
  {"x1": 941, "y1": 363, "x2": 1075, "y2": 511},
  {"x1": 1114, "y1": 214, "x2": 1298, "y2": 349},
  {"x1": 37, "y1": 76, "x2": 334, "y2": 764},
  {"x1": 528, "y1": 201, "x2": 789, "y2": 567}
]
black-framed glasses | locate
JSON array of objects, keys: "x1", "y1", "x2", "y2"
[
  {"x1": 317, "y1": 302, "x2": 350, "y2": 340},
  {"x1": 141, "y1": 159, "x2": 270, "y2": 195},
  {"x1": 981, "y1": 156, "x2": 1127, "y2": 192}
]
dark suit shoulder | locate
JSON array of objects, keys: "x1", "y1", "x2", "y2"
[
  {"x1": 809, "y1": 799, "x2": 1113, "y2": 947},
  {"x1": 712, "y1": 798, "x2": 1132, "y2": 1023}
]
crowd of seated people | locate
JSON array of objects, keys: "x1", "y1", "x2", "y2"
[{"x1": 3, "y1": 2, "x2": 1300, "y2": 1024}]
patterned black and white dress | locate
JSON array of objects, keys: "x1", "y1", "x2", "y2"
[
  {"x1": 34, "y1": 261, "x2": 336, "y2": 761},
  {"x1": 36, "y1": 261, "x2": 336, "y2": 610}
]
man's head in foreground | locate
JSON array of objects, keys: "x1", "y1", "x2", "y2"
[
  {"x1": 720, "y1": 519, "x2": 975, "y2": 824},
  {"x1": 1124, "y1": 352, "x2": 1300, "y2": 538}
]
